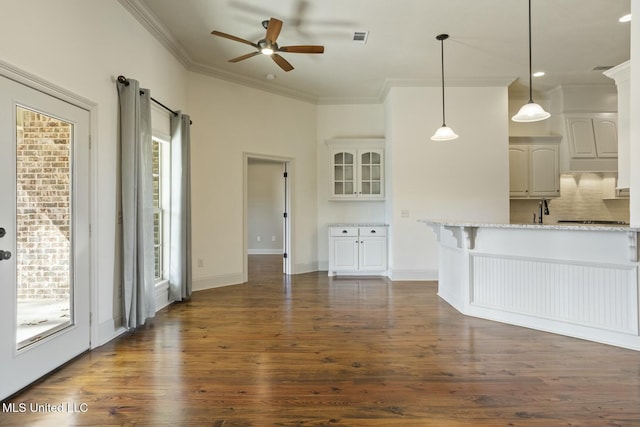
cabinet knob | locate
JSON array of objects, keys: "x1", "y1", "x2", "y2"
[
  {"x1": 342, "y1": 230, "x2": 348, "y2": 234},
  {"x1": 370, "y1": 229, "x2": 376, "y2": 233}
]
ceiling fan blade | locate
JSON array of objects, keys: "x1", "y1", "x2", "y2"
[
  {"x1": 265, "y1": 18, "x2": 283, "y2": 43},
  {"x1": 272, "y1": 54, "x2": 294, "y2": 72},
  {"x1": 211, "y1": 30, "x2": 259, "y2": 49},
  {"x1": 278, "y1": 45, "x2": 325, "y2": 54},
  {"x1": 229, "y1": 51, "x2": 261, "y2": 63}
]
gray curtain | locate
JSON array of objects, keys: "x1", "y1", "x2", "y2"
[
  {"x1": 116, "y1": 78, "x2": 156, "y2": 328},
  {"x1": 169, "y1": 112, "x2": 192, "y2": 301}
]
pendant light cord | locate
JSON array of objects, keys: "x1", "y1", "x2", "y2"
[
  {"x1": 440, "y1": 36, "x2": 446, "y2": 126},
  {"x1": 527, "y1": 0, "x2": 533, "y2": 103}
]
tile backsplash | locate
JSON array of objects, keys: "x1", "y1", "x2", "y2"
[{"x1": 510, "y1": 173, "x2": 630, "y2": 224}]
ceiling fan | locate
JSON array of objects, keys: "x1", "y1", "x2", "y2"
[{"x1": 211, "y1": 17, "x2": 324, "y2": 72}]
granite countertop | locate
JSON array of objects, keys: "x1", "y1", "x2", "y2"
[
  {"x1": 419, "y1": 219, "x2": 639, "y2": 232},
  {"x1": 328, "y1": 223, "x2": 388, "y2": 227}
]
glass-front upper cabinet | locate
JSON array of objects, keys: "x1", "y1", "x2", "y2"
[{"x1": 327, "y1": 139, "x2": 385, "y2": 200}]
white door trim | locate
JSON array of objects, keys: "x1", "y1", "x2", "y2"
[{"x1": 243, "y1": 153, "x2": 294, "y2": 282}]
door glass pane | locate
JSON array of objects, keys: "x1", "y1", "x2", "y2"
[
  {"x1": 335, "y1": 152, "x2": 343, "y2": 164},
  {"x1": 334, "y1": 165, "x2": 343, "y2": 180},
  {"x1": 371, "y1": 152, "x2": 381, "y2": 164},
  {"x1": 362, "y1": 152, "x2": 371, "y2": 164},
  {"x1": 334, "y1": 182, "x2": 343, "y2": 195},
  {"x1": 15, "y1": 106, "x2": 73, "y2": 349}
]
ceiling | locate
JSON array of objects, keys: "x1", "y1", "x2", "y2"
[{"x1": 122, "y1": 0, "x2": 631, "y2": 104}]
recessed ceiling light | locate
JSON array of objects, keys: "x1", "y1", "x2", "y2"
[
  {"x1": 619, "y1": 14, "x2": 632, "y2": 23},
  {"x1": 533, "y1": 71, "x2": 545, "y2": 77},
  {"x1": 265, "y1": 73, "x2": 276, "y2": 80}
]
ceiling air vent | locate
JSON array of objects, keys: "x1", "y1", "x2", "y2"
[
  {"x1": 593, "y1": 65, "x2": 614, "y2": 71},
  {"x1": 352, "y1": 31, "x2": 369, "y2": 44}
]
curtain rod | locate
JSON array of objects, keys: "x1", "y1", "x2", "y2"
[{"x1": 117, "y1": 75, "x2": 192, "y2": 125}]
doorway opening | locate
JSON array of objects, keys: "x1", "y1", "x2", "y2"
[{"x1": 243, "y1": 154, "x2": 292, "y2": 282}]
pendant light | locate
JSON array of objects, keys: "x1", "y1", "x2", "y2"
[
  {"x1": 512, "y1": 0, "x2": 550, "y2": 122},
  {"x1": 431, "y1": 34, "x2": 459, "y2": 141}
]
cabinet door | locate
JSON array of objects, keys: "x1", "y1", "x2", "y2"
[
  {"x1": 358, "y1": 237, "x2": 387, "y2": 271},
  {"x1": 331, "y1": 150, "x2": 356, "y2": 198},
  {"x1": 529, "y1": 145, "x2": 559, "y2": 197},
  {"x1": 358, "y1": 149, "x2": 384, "y2": 199},
  {"x1": 593, "y1": 117, "x2": 618, "y2": 158},
  {"x1": 331, "y1": 238, "x2": 359, "y2": 271},
  {"x1": 509, "y1": 145, "x2": 529, "y2": 198},
  {"x1": 566, "y1": 117, "x2": 597, "y2": 158}
]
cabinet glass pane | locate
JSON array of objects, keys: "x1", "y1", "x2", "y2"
[
  {"x1": 335, "y1": 166, "x2": 343, "y2": 180},
  {"x1": 362, "y1": 165, "x2": 370, "y2": 180},
  {"x1": 371, "y1": 165, "x2": 380, "y2": 180},
  {"x1": 345, "y1": 182, "x2": 354, "y2": 194},
  {"x1": 362, "y1": 152, "x2": 370, "y2": 164},
  {"x1": 371, "y1": 152, "x2": 381, "y2": 164},
  {"x1": 335, "y1": 182, "x2": 344, "y2": 194},
  {"x1": 372, "y1": 182, "x2": 381, "y2": 195},
  {"x1": 344, "y1": 153, "x2": 353, "y2": 164},
  {"x1": 335, "y1": 152, "x2": 343, "y2": 164},
  {"x1": 361, "y1": 182, "x2": 371, "y2": 194},
  {"x1": 344, "y1": 166, "x2": 353, "y2": 180}
]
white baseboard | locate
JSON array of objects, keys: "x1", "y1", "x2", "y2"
[
  {"x1": 155, "y1": 281, "x2": 172, "y2": 311},
  {"x1": 388, "y1": 269, "x2": 438, "y2": 281},
  {"x1": 94, "y1": 318, "x2": 126, "y2": 348},
  {"x1": 193, "y1": 272, "x2": 245, "y2": 291},
  {"x1": 293, "y1": 261, "x2": 319, "y2": 274}
]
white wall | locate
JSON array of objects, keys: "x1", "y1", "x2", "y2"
[
  {"x1": 248, "y1": 160, "x2": 284, "y2": 254},
  {"x1": 385, "y1": 86, "x2": 510, "y2": 279},
  {"x1": 0, "y1": 0, "x2": 189, "y2": 346},
  {"x1": 316, "y1": 104, "x2": 386, "y2": 270},
  {"x1": 188, "y1": 72, "x2": 318, "y2": 285}
]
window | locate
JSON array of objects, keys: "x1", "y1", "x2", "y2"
[{"x1": 152, "y1": 136, "x2": 170, "y2": 282}]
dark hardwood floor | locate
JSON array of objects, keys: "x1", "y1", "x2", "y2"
[{"x1": 2, "y1": 254, "x2": 639, "y2": 426}]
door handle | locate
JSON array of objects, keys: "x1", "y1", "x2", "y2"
[{"x1": 0, "y1": 250, "x2": 11, "y2": 260}]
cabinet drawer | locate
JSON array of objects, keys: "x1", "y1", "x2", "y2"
[
  {"x1": 330, "y1": 227, "x2": 358, "y2": 237},
  {"x1": 358, "y1": 226, "x2": 387, "y2": 236}
]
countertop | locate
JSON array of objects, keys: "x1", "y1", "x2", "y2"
[{"x1": 419, "y1": 219, "x2": 639, "y2": 232}]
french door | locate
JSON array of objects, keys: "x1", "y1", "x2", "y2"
[{"x1": 0, "y1": 75, "x2": 90, "y2": 400}]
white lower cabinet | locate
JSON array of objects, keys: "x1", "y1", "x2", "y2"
[{"x1": 328, "y1": 225, "x2": 387, "y2": 276}]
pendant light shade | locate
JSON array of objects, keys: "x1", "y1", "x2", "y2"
[
  {"x1": 432, "y1": 125, "x2": 459, "y2": 141},
  {"x1": 431, "y1": 34, "x2": 458, "y2": 141},
  {"x1": 512, "y1": 0, "x2": 550, "y2": 123},
  {"x1": 512, "y1": 101, "x2": 550, "y2": 122}
]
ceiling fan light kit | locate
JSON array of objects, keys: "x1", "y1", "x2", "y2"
[
  {"x1": 431, "y1": 34, "x2": 459, "y2": 142},
  {"x1": 512, "y1": 0, "x2": 550, "y2": 123},
  {"x1": 211, "y1": 17, "x2": 324, "y2": 72}
]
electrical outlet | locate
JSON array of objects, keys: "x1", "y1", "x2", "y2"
[
  {"x1": 257, "y1": 236, "x2": 261, "y2": 242},
  {"x1": 271, "y1": 235, "x2": 276, "y2": 242},
  {"x1": 197, "y1": 259, "x2": 204, "y2": 268},
  {"x1": 401, "y1": 209, "x2": 410, "y2": 218}
]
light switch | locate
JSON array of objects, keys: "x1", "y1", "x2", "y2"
[{"x1": 401, "y1": 209, "x2": 410, "y2": 218}]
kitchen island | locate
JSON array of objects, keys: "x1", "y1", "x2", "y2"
[{"x1": 421, "y1": 220, "x2": 640, "y2": 350}]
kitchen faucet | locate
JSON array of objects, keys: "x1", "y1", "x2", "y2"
[{"x1": 537, "y1": 198, "x2": 549, "y2": 224}]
